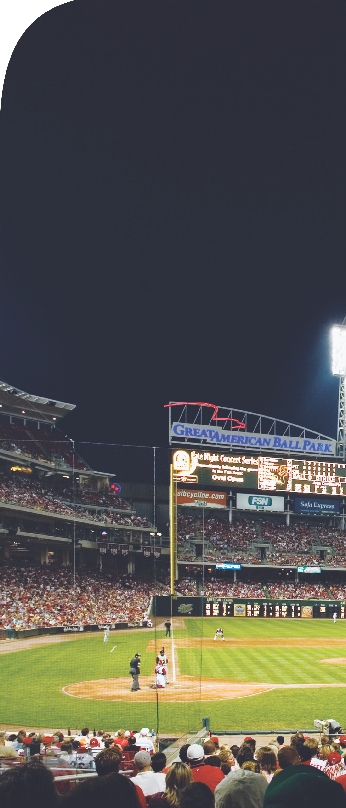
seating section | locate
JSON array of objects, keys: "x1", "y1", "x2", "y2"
[
  {"x1": 178, "y1": 512, "x2": 346, "y2": 566},
  {"x1": 0, "y1": 421, "x2": 88, "y2": 469},
  {"x1": 0, "y1": 566, "x2": 169, "y2": 629},
  {"x1": 0, "y1": 472, "x2": 148, "y2": 526}
]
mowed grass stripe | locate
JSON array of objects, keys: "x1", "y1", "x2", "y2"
[
  {"x1": 184, "y1": 617, "x2": 346, "y2": 640},
  {"x1": 178, "y1": 646, "x2": 346, "y2": 685}
]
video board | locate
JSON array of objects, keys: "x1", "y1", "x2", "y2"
[{"x1": 173, "y1": 450, "x2": 346, "y2": 496}]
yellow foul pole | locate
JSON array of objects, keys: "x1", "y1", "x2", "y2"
[{"x1": 169, "y1": 462, "x2": 177, "y2": 683}]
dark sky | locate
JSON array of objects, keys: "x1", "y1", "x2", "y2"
[{"x1": 0, "y1": 0, "x2": 345, "y2": 448}]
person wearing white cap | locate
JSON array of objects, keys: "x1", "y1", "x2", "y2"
[
  {"x1": 131, "y1": 751, "x2": 165, "y2": 796},
  {"x1": 135, "y1": 728, "x2": 155, "y2": 753},
  {"x1": 187, "y1": 743, "x2": 224, "y2": 792}
]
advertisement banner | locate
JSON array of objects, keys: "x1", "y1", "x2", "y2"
[
  {"x1": 216, "y1": 563, "x2": 242, "y2": 570},
  {"x1": 236, "y1": 493, "x2": 284, "y2": 511},
  {"x1": 302, "y1": 605, "x2": 313, "y2": 618},
  {"x1": 177, "y1": 489, "x2": 227, "y2": 508},
  {"x1": 293, "y1": 497, "x2": 340, "y2": 515},
  {"x1": 234, "y1": 604, "x2": 246, "y2": 617},
  {"x1": 171, "y1": 422, "x2": 336, "y2": 455},
  {"x1": 297, "y1": 566, "x2": 321, "y2": 573}
]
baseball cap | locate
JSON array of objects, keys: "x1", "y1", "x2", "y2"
[
  {"x1": 328, "y1": 751, "x2": 341, "y2": 764},
  {"x1": 140, "y1": 728, "x2": 150, "y2": 736},
  {"x1": 134, "y1": 751, "x2": 151, "y2": 767},
  {"x1": 244, "y1": 736, "x2": 254, "y2": 742},
  {"x1": 339, "y1": 735, "x2": 346, "y2": 745},
  {"x1": 187, "y1": 744, "x2": 204, "y2": 762}
]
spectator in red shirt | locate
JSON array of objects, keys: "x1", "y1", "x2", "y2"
[{"x1": 187, "y1": 745, "x2": 224, "y2": 792}]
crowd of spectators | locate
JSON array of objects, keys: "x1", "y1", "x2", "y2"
[
  {"x1": 0, "y1": 421, "x2": 88, "y2": 469},
  {"x1": 313, "y1": 526, "x2": 346, "y2": 551},
  {"x1": 174, "y1": 578, "x2": 266, "y2": 598},
  {"x1": 178, "y1": 513, "x2": 346, "y2": 567},
  {"x1": 1, "y1": 729, "x2": 346, "y2": 807},
  {"x1": 1, "y1": 559, "x2": 345, "y2": 631},
  {"x1": 0, "y1": 473, "x2": 150, "y2": 528},
  {"x1": 266, "y1": 581, "x2": 330, "y2": 599},
  {"x1": 0, "y1": 566, "x2": 169, "y2": 629},
  {"x1": 174, "y1": 576, "x2": 333, "y2": 600},
  {"x1": 63, "y1": 485, "x2": 131, "y2": 511},
  {"x1": 329, "y1": 584, "x2": 346, "y2": 600},
  {"x1": 258, "y1": 521, "x2": 313, "y2": 551}
]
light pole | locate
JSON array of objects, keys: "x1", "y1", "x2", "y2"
[{"x1": 331, "y1": 321, "x2": 346, "y2": 459}]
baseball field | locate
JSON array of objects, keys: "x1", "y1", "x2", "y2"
[{"x1": 2, "y1": 617, "x2": 346, "y2": 734}]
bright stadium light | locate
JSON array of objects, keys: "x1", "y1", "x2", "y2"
[{"x1": 331, "y1": 325, "x2": 346, "y2": 376}]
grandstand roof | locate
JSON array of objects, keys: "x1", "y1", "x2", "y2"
[{"x1": 0, "y1": 379, "x2": 75, "y2": 422}]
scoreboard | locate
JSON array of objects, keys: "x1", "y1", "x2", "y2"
[
  {"x1": 205, "y1": 600, "x2": 233, "y2": 616},
  {"x1": 154, "y1": 596, "x2": 346, "y2": 619},
  {"x1": 204, "y1": 600, "x2": 303, "y2": 617},
  {"x1": 173, "y1": 450, "x2": 346, "y2": 496}
]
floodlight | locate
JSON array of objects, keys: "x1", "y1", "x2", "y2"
[{"x1": 331, "y1": 325, "x2": 346, "y2": 376}]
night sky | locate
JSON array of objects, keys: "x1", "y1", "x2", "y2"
[{"x1": 0, "y1": 1, "x2": 345, "y2": 449}]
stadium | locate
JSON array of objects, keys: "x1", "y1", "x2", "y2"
[{"x1": 2, "y1": 329, "x2": 346, "y2": 793}]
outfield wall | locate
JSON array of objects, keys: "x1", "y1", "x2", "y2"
[{"x1": 154, "y1": 596, "x2": 346, "y2": 619}]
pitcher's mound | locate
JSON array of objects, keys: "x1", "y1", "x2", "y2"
[{"x1": 62, "y1": 676, "x2": 273, "y2": 702}]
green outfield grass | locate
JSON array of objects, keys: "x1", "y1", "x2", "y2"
[{"x1": 1, "y1": 618, "x2": 346, "y2": 733}]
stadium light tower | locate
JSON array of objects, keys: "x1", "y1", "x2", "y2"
[{"x1": 331, "y1": 321, "x2": 346, "y2": 459}]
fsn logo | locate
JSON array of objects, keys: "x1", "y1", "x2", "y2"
[{"x1": 249, "y1": 495, "x2": 272, "y2": 508}]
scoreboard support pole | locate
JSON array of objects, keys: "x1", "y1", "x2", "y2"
[{"x1": 169, "y1": 463, "x2": 177, "y2": 594}]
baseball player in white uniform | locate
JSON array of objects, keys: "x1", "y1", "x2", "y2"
[{"x1": 157, "y1": 647, "x2": 169, "y2": 683}]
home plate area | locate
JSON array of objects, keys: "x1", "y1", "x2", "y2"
[{"x1": 62, "y1": 676, "x2": 273, "y2": 702}]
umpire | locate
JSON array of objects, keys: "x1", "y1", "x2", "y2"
[{"x1": 129, "y1": 653, "x2": 141, "y2": 691}]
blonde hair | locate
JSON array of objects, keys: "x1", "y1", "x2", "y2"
[
  {"x1": 242, "y1": 760, "x2": 258, "y2": 772},
  {"x1": 165, "y1": 762, "x2": 193, "y2": 808},
  {"x1": 219, "y1": 747, "x2": 234, "y2": 766},
  {"x1": 319, "y1": 744, "x2": 333, "y2": 760}
]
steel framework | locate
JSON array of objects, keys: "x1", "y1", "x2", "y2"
[
  {"x1": 337, "y1": 377, "x2": 346, "y2": 459},
  {"x1": 167, "y1": 401, "x2": 335, "y2": 454}
]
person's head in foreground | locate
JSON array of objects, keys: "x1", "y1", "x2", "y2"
[
  {"x1": 256, "y1": 746, "x2": 277, "y2": 777},
  {"x1": 277, "y1": 746, "x2": 301, "y2": 769},
  {"x1": 0, "y1": 760, "x2": 58, "y2": 807},
  {"x1": 164, "y1": 762, "x2": 193, "y2": 807},
  {"x1": 180, "y1": 782, "x2": 214, "y2": 808},
  {"x1": 299, "y1": 739, "x2": 319, "y2": 763},
  {"x1": 95, "y1": 746, "x2": 122, "y2": 775},
  {"x1": 134, "y1": 750, "x2": 152, "y2": 771},
  {"x1": 263, "y1": 759, "x2": 346, "y2": 808},
  {"x1": 187, "y1": 744, "x2": 204, "y2": 766},
  {"x1": 151, "y1": 752, "x2": 167, "y2": 773}
]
